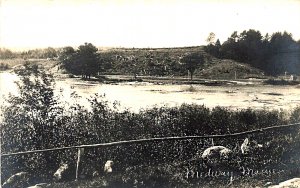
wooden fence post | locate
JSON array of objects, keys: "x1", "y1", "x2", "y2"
[{"x1": 76, "y1": 147, "x2": 84, "y2": 181}]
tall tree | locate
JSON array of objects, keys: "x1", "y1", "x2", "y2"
[
  {"x1": 220, "y1": 31, "x2": 239, "y2": 60},
  {"x1": 60, "y1": 43, "x2": 100, "y2": 79},
  {"x1": 214, "y1": 39, "x2": 221, "y2": 58},
  {"x1": 269, "y1": 31, "x2": 294, "y2": 53},
  {"x1": 77, "y1": 43, "x2": 99, "y2": 79},
  {"x1": 238, "y1": 29, "x2": 263, "y2": 63},
  {"x1": 59, "y1": 46, "x2": 78, "y2": 74},
  {"x1": 206, "y1": 32, "x2": 216, "y2": 45},
  {"x1": 267, "y1": 31, "x2": 299, "y2": 75},
  {"x1": 43, "y1": 47, "x2": 57, "y2": 58}
]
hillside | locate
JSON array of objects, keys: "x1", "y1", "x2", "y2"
[
  {"x1": 199, "y1": 59, "x2": 265, "y2": 79},
  {"x1": 97, "y1": 46, "x2": 265, "y2": 79},
  {"x1": 1, "y1": 46, "x2": 266, "y2": 80}
]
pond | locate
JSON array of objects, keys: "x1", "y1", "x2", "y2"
[{"x1": 1, "y1": 72, "x2": 300, "y2": 113}]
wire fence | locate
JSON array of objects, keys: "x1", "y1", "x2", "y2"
[
  {"x1": 1, "y1": 122, "x2": 300, "y2": 181},
  {"x1": 2, "y1": 122, "x2": 300, "y2": 157}
]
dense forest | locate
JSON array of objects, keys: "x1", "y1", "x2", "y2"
[{"x1": 205, "y1": 30, "x2": 300, "y2": 75}]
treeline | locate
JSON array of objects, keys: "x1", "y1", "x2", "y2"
[
  {"x1": 205, "y1": 30, "x2": 300, "y2": 75},
  {"x1": 0, "y1": 48, "x2": 15, "y2": 59},
  {"x1": 1, "y1": 64, "x2": 300, "y2": 186},
  {"x1": 0, "y1": 47, "x2": 58, "y2": 59}
]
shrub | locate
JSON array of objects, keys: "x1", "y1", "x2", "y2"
[{"x1": 0, "y1": 63, "x2": 9, "y2": 70}]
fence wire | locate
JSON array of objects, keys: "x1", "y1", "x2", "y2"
[{"x1": 1, "y1": 122, "x2": 300, "y2": 157}]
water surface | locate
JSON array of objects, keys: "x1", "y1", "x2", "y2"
[{"x1": 1, "y1": 72, "x2": 300, "y2": 112}]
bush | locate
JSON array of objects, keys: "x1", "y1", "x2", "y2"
[
  {"x1": 0, "y1": 63, "x2": 9, "y2": 70},
  {"x1": 290, "y1": 107, "x2": 300, "y2": 123}
]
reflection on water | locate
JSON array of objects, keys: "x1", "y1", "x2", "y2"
[{"x1": 1, "y1": 72, "x2": 300, "y2": 112}]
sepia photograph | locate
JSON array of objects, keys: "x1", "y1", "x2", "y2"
[{"x1": 1, "y1": 0, "x2": 300, "y2": 187}]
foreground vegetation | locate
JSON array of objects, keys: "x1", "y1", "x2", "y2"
[{"x1": 1, "y1": 63, "x2": 300, "y2": 187}]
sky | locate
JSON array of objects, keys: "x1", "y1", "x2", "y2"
[{"x1": 0, "y1": 0, "x2": 300, "y2": 50}]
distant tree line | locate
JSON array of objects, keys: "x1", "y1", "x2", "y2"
[
  {"x1": 0, "y1": 47, "x2": 58, "y2": 59},
  {"x1": 0, "y1": 48, "x2": 15, "y2": 59},
  {"x1": 205, "y1": 30, "x2": 300, "y2": 75}
]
